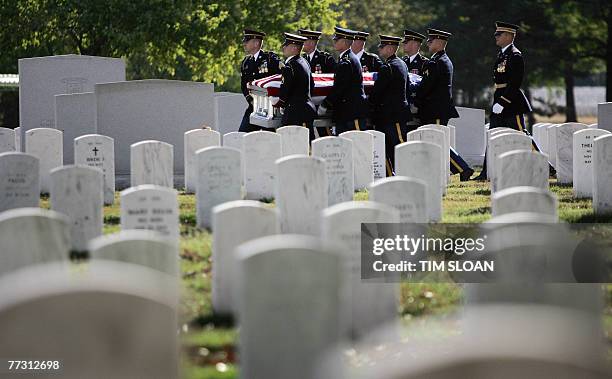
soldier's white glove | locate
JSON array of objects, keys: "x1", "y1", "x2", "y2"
[
  {"x1": 492, "y1": 103, "x2": 504, "y2": 114},
  {"x1": 410, "y1": 104, "x2": 418, "y2": 114},
  {"x1": 317, "y1": 105, "x2": 327, "y2": 116}
]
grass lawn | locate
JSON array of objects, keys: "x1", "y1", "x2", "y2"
[{"x1": 39, "y1": 171, "x2": 612, "y2": 378}]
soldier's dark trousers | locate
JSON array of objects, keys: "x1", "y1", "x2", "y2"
[
  {"x1": 313, "y1": 125, "x2": 334, "y2": 140},
  {"x1": 479, "y1": 113, "x2": 550, "y2": 178},
  {"x1": 420, "y1": 117, "x2": 473, "y2": 175},
  {"x1": 335, "y1": 118, "x2": 368, "y2": 135},
  {"x1": 379, "y1": 121, "x2": 410, "y2": 176}
]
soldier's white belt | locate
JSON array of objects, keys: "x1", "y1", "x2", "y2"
[{"x1": 494, "y1": 83, "x2": 507, "y2": 89}]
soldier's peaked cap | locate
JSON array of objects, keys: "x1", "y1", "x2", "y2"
[
  {"x1": 298, "y1": 29, "x2": 322, "y2": 40},
  {"x1": 495, "y1": 21, "x2": 520, "y2": 34},
  {"x1": 282, "y1": 32, "x2": 307, "y2": 46},
  {"x1": 354, "y1": 31, "x2": 370, "y2": 41},
  {"x1": 403, "y1": 29, "x2": 426, "y2": 43},
  {"x1": 333, "y1": 26, "x2": 356, "y2": 40},
  {"x1": 243, "y1": 29, "x2": 266, "y2": 42},
  {"x1": 427, "y1": 28, "x2": 452, "y2": 41},
  {"x1": 378, "y1": 34, "x2": 402, "y2": 46}
]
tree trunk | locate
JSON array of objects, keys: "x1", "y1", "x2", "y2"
[{"x1": 564, "y1": 61, "x2": 577, "y2": 122}]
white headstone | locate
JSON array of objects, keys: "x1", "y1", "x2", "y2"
[
  {"x1": 420, "y1": 124, "x2": 451, "y2": 182},
  {"x1": 0, "y1": 152, "x2": 39, "y2": 212},
  {"x1": 18, "y1": 54, "x2": 125, "y2": 145},
  {"x1": 50, "y1": 165, "x2": 103, "y2": 252},
  {"x1": 597, "y1": 102, "x2": 612, "y2": 132},
  {"x1": 322, "y1": 201, "x2": 400, "y2": 340},
  {"x1": 448, "y1": 107, "x2": 486, "y2": 166},
  {"x1": 395, "y1": 141, "x2": 442, "y2": 221},
  {"x1": 555, "y1": 123, "x2": 588, "y2": 183},
  {"x1": 120, "y1": 185, "x2": 179, "y2": 242},
  {"x1": 89, "y1": 230, "x2": 178, "y2": 276},
  {"x1": 366, "y1": 130, "x2": 387, "y2": 180},
  {"x1": 236, "y1": 235, "x2": 342, "y2": 379},
  {"x1": 184, "y1": 128, "x2": 221, "y2": 193},
  {"x1": 222, "y1": 131, "x2": 246, "y2": 151},
  {"x1": 547, "y1": 124, "x2": 559, "y2": 167},
  {"x1": 497, "y1": 150, "x2": 549, "y2": 192},
  {"x1": 25, "y1": 128, "x2": 63, "y2": 193},
  {"x1": 0, "y1": 208, "x2": 70, "y2": 275},
  {"x1": 0, "y1": 261, "x2": 179, "y2": 379},
  {"x1": 339, "y1": 131, "x2": 374, "y2": 190},
  {"x1": 448, "y1": 124, "x2": 456, "y2": 149},
  {"x1": 592, "y1": 135, "x2": 612, "y2": 214},
  {"x1": 489, "y1": 133, "x2": 532, "y2": 192},
  {"x1": 243, "y1": 131, "x2": 281, "y2": 200},
  {"x1": 54, "y1": 92, "x2": 96, "y2": 164},
  {"x1": 277, "y1": 125, "x2": 310, "y2": 156},
  {"x1": 408, "y1": 128, "x2": 447, "y2": 189},
  {"x1": 74, "y1": 134, "x2": 115, "y2": 205},
  {"x1": 491, "y1": 186, "x2": 558, "y2": 217},
  {"x1": 369, "y1": 176, "x2": 428, "y2": 223},
  {"x1": 275, "y1": 155, "x2": 327, "y2": 235},
  {"x1": 95, "y1": 79, "x2": 214, "y2": 188},
  {"x1": 130, "y1": 140, "x2": 174, "y2": 188},
  {"x1": 312, "y1": 136, "x2": 354, "y2": 206},
  {"x1": 212, "y1": 200, "x2": 278, "y2": 314},
  {"x1": 196, "y1": 146, "x2": 242, "y2": 229},
  {"x1": 572, "y1": 129, "x2": 611, "y2": 198},
  {"x1": 486, "y1": 128, "x2": 523, "y2": 178},
  {"x1": 13, "y1": 127, "x2": 21, "y2": 152},
  {"x1": 538, "y1": 123, "x2": 552, "y2": 155},
  {"x1": 0, "y1": 127, "x2": 15, "y2": 153},
  {"x1": 213, "y1": 92, "x2": 247, "y2": 135}
]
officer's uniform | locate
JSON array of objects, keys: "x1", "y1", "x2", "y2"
[
  {"x1": 353, "y1": 31, "x2": 384, "y2": 73},
  {"x1": 320, "y1": 27, "x2": 369, "y2": 134},
  {"x1": 239, "y1": 29, "x2": 281, "y2": 133},
  {"x1": 491, "y1": 23, "x2": 532, "y2": 130},
  {"x1": 476, "y1": 21, "x2": 551, "y2": 180},
  {"x1": 274, "y1": 33, "x2": 317, "y2": 141},
  {"x1": 416, "y1": 28, "x2": 473, "y2": 180},
  {"x1": 401, "y1": 30, "x2": 429, "y2": 126},
  {"x1": 298, "y1": 29, "x2": 336, "y2": 74},
  {"x1": 369, "y1": 35, "x2": 411, "y2": 176}
]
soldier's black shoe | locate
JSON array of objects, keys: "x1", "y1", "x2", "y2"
[
  {"x1": 460, "y1": 168, "x2": 474, "y2": 182},
  {"x1": 472, "y1": 172, "x2": 487, "y2": 181},
  {"x1": 549, "y1": 165, "x2": 556, "y2": 178}
]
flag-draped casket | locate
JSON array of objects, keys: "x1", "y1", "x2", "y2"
[{"x1": 248, "y1": 72, "x2": 421, "y2": 128}]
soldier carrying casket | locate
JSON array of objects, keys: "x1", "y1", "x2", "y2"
[
  {"x1": 272, "y1": 33, "x2": 317, "y2": 141},
  {"x1": 239, "y1": 29, "x2": 282, "y2": 133},
  {"x1": 352, "y1": 31, "x2": 384, "y2": 73},
  {"x1": 318, "y1": 27, "x2": 369, "y2": 134},
  {"x1": 298, "y1": 29, "x2": 336, "y2": 74}
]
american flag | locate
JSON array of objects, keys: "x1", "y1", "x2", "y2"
[{"x1": 250, "y1": 73, "x2": 378, "y2": 97}]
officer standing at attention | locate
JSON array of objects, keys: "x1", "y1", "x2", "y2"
[
  {"x1": 369, "y1": 35, "x2": 411, "y2": 176},
  {"x1": 474, "y1": 22, "x2": 550, "y2": 180},
  {"x1": 416, "y1": 28, "x2": 474, "y2": 181},
  {"x1": 318, "y1": 27, "x2": 369, "y2": 134},
  {"x1": 351, "y1": 31, "x2": 384, "y2": 73},
  {"x1": 239, "y1": 29, "x2": 281, "y2": 132},
  {"x1": 273, "y1": 33, "x2": 317, "y2": 141},
  {"x1": 298, "y1": 29, "x2": 336, "y2": 74},
  {"x1": 401, "y1": 29, "x2": 429, "y2": 125}
]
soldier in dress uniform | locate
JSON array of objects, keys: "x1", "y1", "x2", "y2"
[
  {"x1": 298, "y1": 28, "x2": 336, "y2": 74},
  {"x1": 239, "y1": 29, "x2": 282, "y2": 133},
  {"x1": 416, "y1": 28, "x2": 474, "y2": 181},
  {"x1": 351, "y1": 31, "x2": 384, "y2": 73},
  {"x1": 318, "y1": 27, "x2": 369, "y2": 134},
  {"x1": 474, "y1": 21, "x2": 552, "y2": 180},
  {"x1": 369, "y1": 35, "x2": 411, "y2": 176},
  {"x1": 401, "y1": 29, "x2": 428, "y2": 75},
  {"x1": 272, "y1": 33, "x2": 317, "y2": 141},
  {"x1": 401, "y1": 29, "x2": 429, "y2": 125}
]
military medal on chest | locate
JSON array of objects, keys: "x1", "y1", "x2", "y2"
[
  {"x1": 315, "y1": 64, "x2": 322, "y2": 74},
  {"x1": 497, "y1": 59, "x2": 506, "y2": 73},
  {"x1": 363, "y1": 65, "x2": 369, "y2": 73}
]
